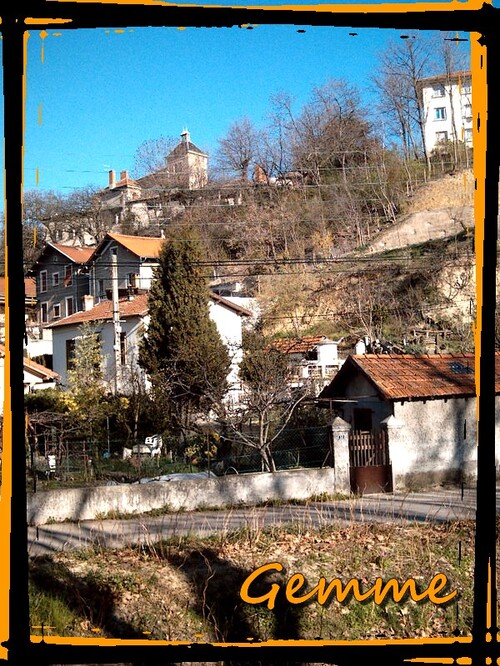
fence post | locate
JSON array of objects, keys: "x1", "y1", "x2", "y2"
[
  {"x1": 331, "y1": 416, "x2": 351, "y2": 493},
  {"x1": 381, "y1": 415, "x2": 404, "y2": 489}
]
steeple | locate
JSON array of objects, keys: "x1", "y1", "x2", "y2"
[{"x1": 180, "y1": 128, "x2": 190, "y2": 144}]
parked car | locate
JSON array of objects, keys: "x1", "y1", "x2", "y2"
[{"x1": 134, "y1": 471, "x2": 218, "y2": 484}]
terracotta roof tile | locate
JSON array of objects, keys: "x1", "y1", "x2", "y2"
[
  {"x1": 320, "y1": 353, "x2": 496, "y2": 401},
  {"x1": 49, "y1": 291, "x2": 250, "y2": 329},
  {"x1": 50, "y1": 244, "x2": 96, "y2": 263},
  {"x1": 0, "y1": 277, "x2": 36, "y2": 299},
  {"x1": 272, "y1": 335, "x2": 336, "y2": 354},
  {"x1": 89, "y1": 233, "x2": 165, "y2": 262},
  {"x1": 0, "y1": 344, "x2": 60, "y2": 381},
  {"x1": 48, "y1": 293, "x2": 149, "y2": 328}
]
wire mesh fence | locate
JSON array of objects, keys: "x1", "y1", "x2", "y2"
[{"x1": 25, "y1": 426, "x2": 333, "y2": 491}]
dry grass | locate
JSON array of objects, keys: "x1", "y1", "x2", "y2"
[
  {"x1": 406, "y1": 171, "x2": 474, "y2": 213},
  {"x1": 29, "y1": 514, "x2": 478, "y2": 644}
]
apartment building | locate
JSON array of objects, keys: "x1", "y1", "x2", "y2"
[{"x1": 419, "y1": 71, "x2": 473, "y2": 155}]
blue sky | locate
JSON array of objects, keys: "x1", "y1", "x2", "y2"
[
  {"x1": 0, "y1": 2, "x2": 494, "y2": 206},
  {"x1": 21, "y1": 20, "x2": 473, "y2": 197}
]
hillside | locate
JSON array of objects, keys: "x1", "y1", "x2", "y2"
[
  {"x1": 361, "y1": 171, "x2": 475, "y2": 255},
  {"x1": 255, "y1": 171, "x2": 477, "y2": 353}
]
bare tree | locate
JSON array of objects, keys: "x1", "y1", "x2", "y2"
[
  {"x1": 216, "y1": 331, "x2": 310, "y2": 472},
  {"x1": 373, "y1": 34, "x2": 433, "y2": 166},
  {"x1": 23, "y1": 185, "x2": 114, "y2": 253},
  {"x1": 130, "y1": 136, "x2": 177, "y2": 178},
  {"x1": 215, "y1": 117, "x2": 264, "y2": 183}
]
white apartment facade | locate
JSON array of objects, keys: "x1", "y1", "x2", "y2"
[{"x1": 419, "y1": 71, "x2": 473, "y2": 156}]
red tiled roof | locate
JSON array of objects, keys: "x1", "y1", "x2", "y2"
[
  {"x1": 48, "y1": 293, "x2": 149, "y2": 328},
  {"x1": 271, "y1": 335, "x2": 336, "y2": 354},
  {"x1": 114, "y1": 176, "x2": 140, "y2": 189},
  {"x1": 50, "y1": 244, "x2": 96, "y2": 263},
  {"x1": 89, "y1": 233, "x2": 165, "y2": 262},
  {"x1": 25, "y1": 277, "x2": 37, "y2": 298},
  {"x1": 418, "y1": 70, "x2": 471, "y2": 85},
  {"x1": 0, "y1": 344, "x2": 60, "y2": 381},
  {"x1": 49, "y1": 291, "x2": 250, "y2": 329},
  {"x1": 319, "y1": 353, "x2": 496, "y2": 401},
  {"x1": 0, "y1": 277, "x2": 36, "y2": 299}
]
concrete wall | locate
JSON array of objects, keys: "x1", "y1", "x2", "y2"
[
  {"x1": 390, "y1": 395, "x2": 500, "y2": 489},
  {"x1": 27, "y1": 467, "x2": 343, "y2": 526}
]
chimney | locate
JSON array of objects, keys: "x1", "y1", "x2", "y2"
[
  {"x1": 181, "y1": 129, "x2": 190, "y2": 144},
  {"x1": 120, "y1": 170, "x2": 128, "y2": 181},
  {"x1": 83, "y1": 295, "x2": 95, "y2": 311},
  {"x1": 109, "y1": 170, "x2": 116, "y2": 189}
]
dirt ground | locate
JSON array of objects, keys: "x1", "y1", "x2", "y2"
[{"x1": 406, "y1": 171, "x2": 474, "y2": 213}]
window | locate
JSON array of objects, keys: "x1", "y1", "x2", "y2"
[
  {"x1": 53, "y1": 303, "x2": 61, "y2": 319},
  {"x1": 127, "y1": 273, "x2": 138, "y2": 289},
  {"x1": 98, "y1": 279, "x2": 105, "y2": 298},
  {"x1": 40, "y1": 302, "x2": 48, "y2": 324},
  {"x1": 435, "y1": 131, "x2": 448, "y2": 143},
  {"x1": 432, "y1": 84, "x2": 445, "y2": 97},
  {"x1": 463, "y1": 104, "x2": 472, "y2": 121},
  {"x1": 434, "y1": 107, "x2": 447, "y2": 121},
  {"x1": 64, "y1": 264, "x2": 73, "y2": 287},
  {"x1": 65, "y1": 296, "x2": 74, "y2": 317},
  {"x1": 67, "y1": 334, "x2": 101, "y2": 371},
  {"x1": 464, "y1": 128, "x2": 473, "y2": 144},
  {"x1": 120, "y1": 331, "x2": 127, "y2": 366},
  {"x1": 52, "y1": 272, "x2": 60, "y2": 287},
  {"x1": 461, "y1": 81, "x2": 472, "y2": 95},
  {"x1": 66, "y1": 339, "x2": 76, "y2": 370},
  {"x1": 40, "y1": 270, "x2": 48, "y2": 293}
]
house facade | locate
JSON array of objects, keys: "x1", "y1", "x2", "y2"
[
  {"x1": 87, "y1": 232, "x2": 165, "y2": 303},
  {"x1": 419, "y1": 71, "x2": 473, "y2": 155},
  {"x1": 0, "y1": 277, "x2": 37, "y2": 343},
  {"x1": 100, "y1": 170, "x2": 147, "y2": 229},
  {"x1": 0, "y1": 344, "x2": 60, "y2": 415},
  {"x1": 164, "y1": 129, "x2": 208, "y2": 190},
  {"x1": 318, "y1": 353, "x2": 499, "y2": 492},
  {"x1": 49, "y1": 293, "x2": 149, "y2": 393},
  {"x1": 208, "y1": 293, "x2": 252, "y2": 400},
  {"x1": 49, "y1": 291, "x2": 251, "y2": 400},
  {"x1": 29, "y1": 243, "x2": 95, "y2": 326}
]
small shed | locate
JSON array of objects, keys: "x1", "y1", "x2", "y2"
[{"x1": 318, "y1": 353, "x2": 500, "y2": 492}]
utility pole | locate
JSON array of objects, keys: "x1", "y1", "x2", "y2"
[{"x1": 111, "y1": 247, "x2": 122, "y2": 394}]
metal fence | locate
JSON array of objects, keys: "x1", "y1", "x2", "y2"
[{"x1": 25, "y1": 427, "x2": 332, "y2": 490}]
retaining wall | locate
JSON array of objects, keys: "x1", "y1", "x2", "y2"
[{"x1": 27, "y1": 467, "x2": 343, "y2": 525}]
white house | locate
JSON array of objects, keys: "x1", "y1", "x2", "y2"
[
  {"x1": 49, "y1": 293, "x2": 149, "y2": 394},
  {"x1": 419, "y1": 71, "x2": 473, "y2": 155},
  {"x1": 49, "y1": 291, "x2": 251, "y2": 400}
]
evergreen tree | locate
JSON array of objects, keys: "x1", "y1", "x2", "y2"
[{"x1": 139, "y1": 230, "x2": 231, "y2": 442}]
